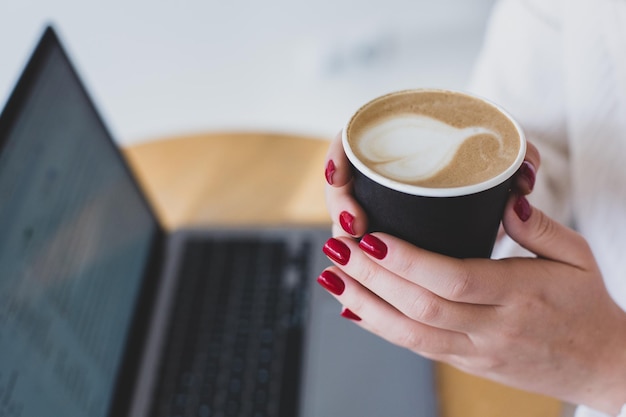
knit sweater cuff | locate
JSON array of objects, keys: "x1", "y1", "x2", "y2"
[{"x1": 575, "y1": 404, "x2": 626, "y2": 417}]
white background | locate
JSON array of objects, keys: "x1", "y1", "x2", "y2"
[{"x1": 0, "y1": 0, "x2": 496, "y2": 146}]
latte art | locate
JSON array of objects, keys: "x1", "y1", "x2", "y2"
[
  {"x1": 358, "y1": 114, "x2": 504, "y2": 183},
  {"x1": 346, "y1": 90, "x2": 522, "y2": 189}
]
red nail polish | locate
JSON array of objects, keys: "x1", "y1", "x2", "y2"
[
  {"x1": 323, "y1": 238, "x2": 350, "y2": 265},
  {"x1": 339, "y1": 211, "x2": 356, "y2": 235},
  {"x1": 341, "y1": 308, "x2": 361, "y2": 321},
  {"x1": 514, "y1": 195, "x2": 531, "y2": 222},
  {"x1": 359, "y1": 234, "x2": 388, "y2": 260},
  {"x1": 325, "y1": 160, "x2": 336, "y2": 185},
  {"x1": 317, "y1": 270, "x2": 345, "y2": 295}
]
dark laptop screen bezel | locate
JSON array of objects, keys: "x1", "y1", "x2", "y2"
[{"x1": 0, "y1": 26, "x2": 167, "y2": 417}]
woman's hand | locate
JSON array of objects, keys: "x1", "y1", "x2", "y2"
[{"x1": 321, "y1": 131, "x2": 626, "y2": 415}]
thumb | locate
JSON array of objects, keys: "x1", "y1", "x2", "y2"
[{"x1": 502, "y1": 194, "x2": 591, "y2": 267}]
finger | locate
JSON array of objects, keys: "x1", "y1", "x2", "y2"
[
  {"x1": 355, "y1": 233, "x2": 515, "y2": 305},
  {"x1": 513, "y1": 141, "x2": 540, "y2": 195},
  {"x1": 323, "y1": 237, "x2": 496, "y2": 332},
  {"x1": 503, "y1": 193, "x2": 594, "y2": 269},
  {"x1": 325, "y1": 181, "x2": 368, "y2": 237},
  {"x1": 317, "y1": 266, "x2": 473, "y2": 356},
  {"x1": 324, "y1": 130, "x2": 352, "y2": 187},
  {"x1": 524, "y1": 140, "x2": 541, "y2": 171},
  {"x1": 331, "y1": 223, "x2": 344, "y2": 238},
  {"x1": 324, "y1": 130, "x2": 369, "y2": 236}
]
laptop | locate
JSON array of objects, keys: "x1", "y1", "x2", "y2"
[{"x1": 0, "y1": 26, "x2": 438, "y2": 417}]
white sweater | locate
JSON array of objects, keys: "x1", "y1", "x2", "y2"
[{"x1": 468, "y1": 0, "x2": 626, "y2": 416}]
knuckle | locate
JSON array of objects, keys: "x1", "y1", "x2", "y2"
[
  {"x1": 348, "y1": 295, "x2": 366, "y2": 318},
  {"x1": 391, "y1": 324, "x2": 425, "y2": 350},
  {"x1": 448, "y1": 268, "x2": 473, "y2": 301},
  {"x1": 533, "y1": 211, "x2": 558, "y2": 242},
  {"x1": 391, "y1": 243, "x2": 431, "y2": 281},
  {"x1": 570, "y1": 231, "x2": 593, "y2": 259},
  {"x1": 356, "y1": 263, "x2": 380, "y2": 288},
  {"x1": 408, "y1": 291, "x2": 442, "y2": 323},
  {"x1": 393, "y1": 253, "x2": 420, "y2": 280}
]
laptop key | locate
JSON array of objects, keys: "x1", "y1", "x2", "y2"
[{"x1": 150, "y1": 237, "x2": 310, "y2": 417}]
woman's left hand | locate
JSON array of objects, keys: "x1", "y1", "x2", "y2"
[{"x1": 319, "y1": 193, "x2": 626, "y2": 415}]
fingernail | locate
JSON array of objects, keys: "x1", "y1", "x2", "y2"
[
  {"x1": 325, "y1": 160, "x2": 336, "y2": 185},
  {"x1": 323, "y1": 238, "x2": 351, "y2": 265},
  {"x1": 341, "y1": 308, "x2": 362, "y2": 321},
  {"x1": 514, "y1": 195, "x2": 532, "y2": 222},
  {"x1": 339, "y1": 211, "x2": 356, "y2": 235},
  {"x1": 359, "y1": 234, "x2": 388, "y2": 260},
  {"x1": 317, "y1": 270, "x2": 345, "y2": 295},
  {"x1": 518, "y1": 161, "x2": 536, "y2": 192}
]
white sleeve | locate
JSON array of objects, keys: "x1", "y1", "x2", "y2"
[
  {"x1": 469, "y1": 5, "x2": 626, "y2": 414},
  {"x1": 468, "y1": 0, "x2": 572, "y2": 232},
  {"x1": 575, "y1": 404, "x2": 626, "y2": 417}
]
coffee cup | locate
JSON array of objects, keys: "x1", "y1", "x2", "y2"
[{"x1": 343, "y1": 89, "x2": 526, "y2": 258}]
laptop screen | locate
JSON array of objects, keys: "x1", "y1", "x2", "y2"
[{"x1": 0, "y1": 29, "x2": 160, "y2": 416}]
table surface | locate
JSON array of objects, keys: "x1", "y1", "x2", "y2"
[{"x1": 123, "y1": 131, "x2": 563, "y2": 417}]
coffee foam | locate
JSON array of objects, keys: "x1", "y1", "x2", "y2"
[
  {"x1": 346, "y1": 90, "x2": 522, "y2": 189},
  {"x1": 357, "y1": 114, "x2": 504, "y2": 184}
]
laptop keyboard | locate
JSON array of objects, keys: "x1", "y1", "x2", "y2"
[{"x1": 150, "y1": 236, "x2": 312, "y2": 417}]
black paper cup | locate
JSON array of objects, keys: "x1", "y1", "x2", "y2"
[{"x1": 343, "y1": 89, "x2": 526, "y2": 259}]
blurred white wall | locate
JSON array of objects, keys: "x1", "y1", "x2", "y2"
[{"x1": 0, "y1": 0, "x2": 496, "y2": 146}]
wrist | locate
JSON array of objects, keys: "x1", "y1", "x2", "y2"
[{"x1": 582, "y1": 307, "x2": 626, "y2": 415}]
